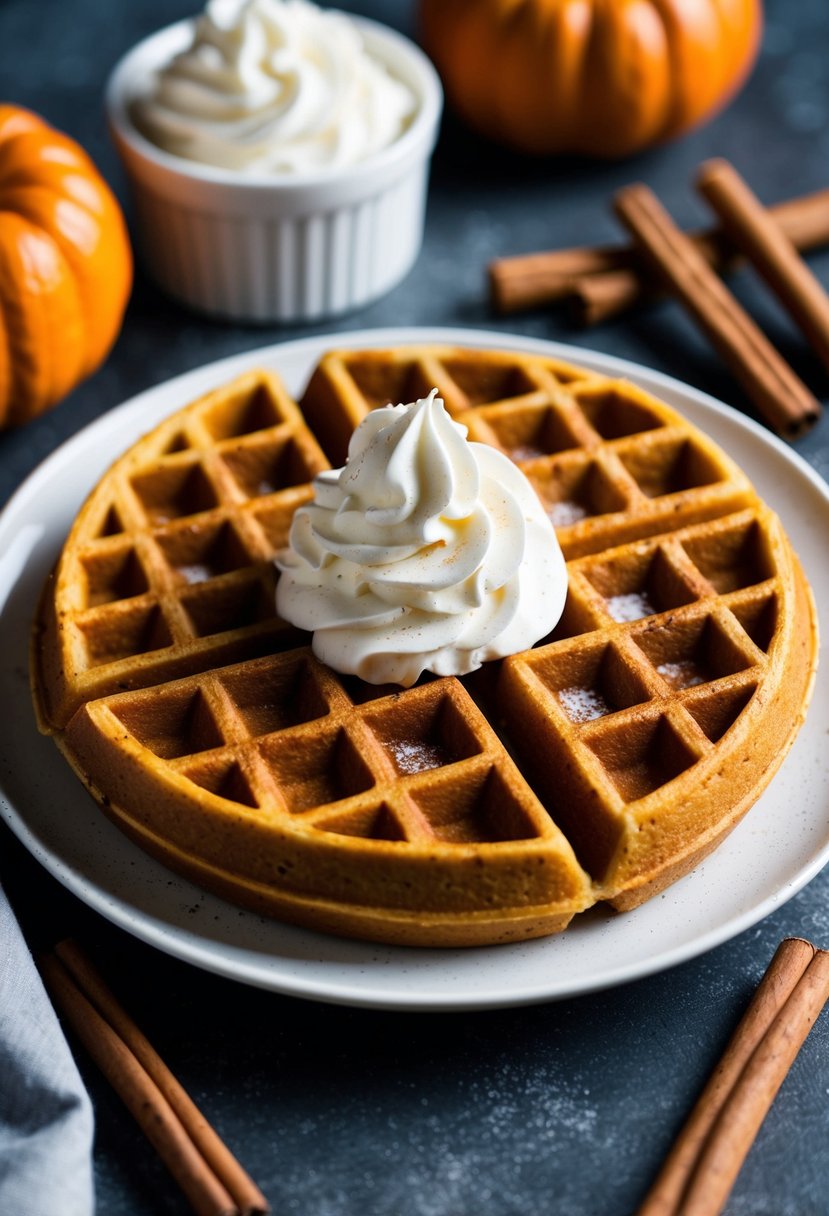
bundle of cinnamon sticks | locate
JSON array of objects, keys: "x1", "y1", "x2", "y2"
[
  {"x1": 490, "y1": 162, "x2": 829, "y2": 438},
  {"x1": 637, "y1": 937, "x2": 829, "y2": 1216},
  {"x1": 39, "y1": 940, "x2": 269, "y2": 1216}
]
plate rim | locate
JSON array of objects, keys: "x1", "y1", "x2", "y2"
[{"x1": 2, "y1": 325, "x2": 828, "y2": 1011}]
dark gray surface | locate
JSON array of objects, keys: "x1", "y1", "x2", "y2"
[{"x1": 1, "y1": 1, "x2": 828, "y2": 1213}]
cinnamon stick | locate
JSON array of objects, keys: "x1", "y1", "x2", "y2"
[
  {"x1": 54, "y1": 940, "x2": 269, "y2": 1216},
  {"x1": 490, "y1": 187, "x2": 829, "y2": 322},
  {"x1": 39, "y1": 947, "x2": 269, "y2": 1216},
  {"x1": 568, "y1": 268, "x2": 644, "y2": 326},
  {"x1": 636, "y1": 937, "x2": 817, "y2": 1216},
  {"x1": 613, "y1": 184, "x2": 821, "y2": 438},
  {"x1": 680, "y1": 945, "x2": 829, "y2": 1216},
  {"x1": 697, "y1": 160, "x2": 829, "y2": 374},
  {"x1": 566, "y1": 232, "x2": 723, "y2": 325},
  {"x1": 489, "y1": 244, "x2": 632, "y2": 313}
]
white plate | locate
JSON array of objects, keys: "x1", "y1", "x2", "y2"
[{"x1": 2, "y1": 328, "x2": 827, "y2": 1011}]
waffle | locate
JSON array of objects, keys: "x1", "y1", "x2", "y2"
[
  {"x1": 35, "y1": 369, "x2": 328, "y2": 730},
  {"x1": 31, "y1": 347, "x2": 818, "y2": 946}
]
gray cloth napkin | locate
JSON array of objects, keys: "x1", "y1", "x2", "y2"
[{"x1": 0, "y1": 883, "x2": 94, "y2": 1216}]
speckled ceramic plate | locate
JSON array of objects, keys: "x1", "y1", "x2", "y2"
[{"x1": 2, "y1": 328, "x2": 827, "y2": 1010}]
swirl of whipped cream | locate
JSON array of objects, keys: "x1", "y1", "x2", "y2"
[
  {"x1": 133, "y1": 0, "x2": 416, "y2": 173},
  {"x1": 275, "y1": 390, "x2": 568, "y2": 686}
]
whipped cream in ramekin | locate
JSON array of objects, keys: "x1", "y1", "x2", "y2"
[
  {"x1": 132, "y1": 0, "x2": 417, "y2": 173},
  {"x1": 276, "y1": 391, "x2": 568, "y2": 686}
]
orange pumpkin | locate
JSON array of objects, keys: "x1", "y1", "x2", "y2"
[
  {"x1": 420, "y1": 0, "x2": 763, "y2": 159},
  {"x1": 0, "y1": 105, "x2": 132, "y2": 427}
]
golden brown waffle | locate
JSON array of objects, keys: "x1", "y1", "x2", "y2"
[
  {"x1": 35, "y1": 369, "x2": 328, "y2": 731},
  {"x1": 32, "y1": 347, "x2": 818, "y2": 946},
  {"x1": 300, "y1": 346, "x2": 756, "y2": 558}
]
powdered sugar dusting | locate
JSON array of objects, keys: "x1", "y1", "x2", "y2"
[
  {"x1": 510, "y1": 444, "x2": 545, "y2": 463},
  {"x1": 657, "y1": 660, "x2": 705, "y2": 689},
  {"x1": 177, "y1": 563, "x2": 213, "y2": 584},
  {"x1": 558, "y1": 686, "x2": 611, "y2": 723},
  {"x1": 277, "y1": 1065, "x2": 601, "y2": 1215},
  {"x1": 395, "y1": 1081, "x2": 599, "y2": 1216},
  {"x1": 548, "y1": 500, "x2": 588, "y2": 528},
  {"x1": 388, "y1": 739, "x2": 448, "y2": 774},
  {"x1": 607, "y1": 591, "x2": 656, "y2": 622}
]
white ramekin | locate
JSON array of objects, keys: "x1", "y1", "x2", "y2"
[{"x1": 105, "y1": 15, "x2": 442, "y2": 323}]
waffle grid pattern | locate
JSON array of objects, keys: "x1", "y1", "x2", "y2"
[
  {"x1": 87, "y1": 652, "x2": 566, "y2": 847},
  {"x1": 300, "y1": 347, "x2": 755, "y2": 558},
  {"x1": 500, "y1": 510, "x2": 777, "y2": 878},
  {"x1": 35, "y1": 347, "x2": 817, "y2": 943},
  {"x1": 43, "y1": 371, "x2": 329, "y2": 723},
  {"x1": 79, "y1": 501, "x2": 774, "y2": 853}
]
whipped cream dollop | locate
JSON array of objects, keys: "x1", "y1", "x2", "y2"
[
  {"x1": 133, "y1": 0, "x2": 416, "y2": 173},
  {"x1": 275, "y1": 391, "x2": 568, "y2": 686}
]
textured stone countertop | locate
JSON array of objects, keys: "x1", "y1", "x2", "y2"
[{"x1": 1, "y1": 1, "x2": 827, "y2": 1213}]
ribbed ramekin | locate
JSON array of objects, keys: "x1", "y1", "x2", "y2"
[{"x1": 105, "y1": 16, "x2": 442, "y2": 323}]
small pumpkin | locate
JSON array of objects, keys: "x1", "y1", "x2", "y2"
[
  {"x1": 0, "y1": 105, "x2": 132, "y2": 427},
  {"x1": 420, "y1": 0, "x2": 763, "y2": 159}
]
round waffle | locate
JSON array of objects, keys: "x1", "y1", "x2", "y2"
[{"x1": 31, "y1": 348, "x2": 818, "y2": 946}]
